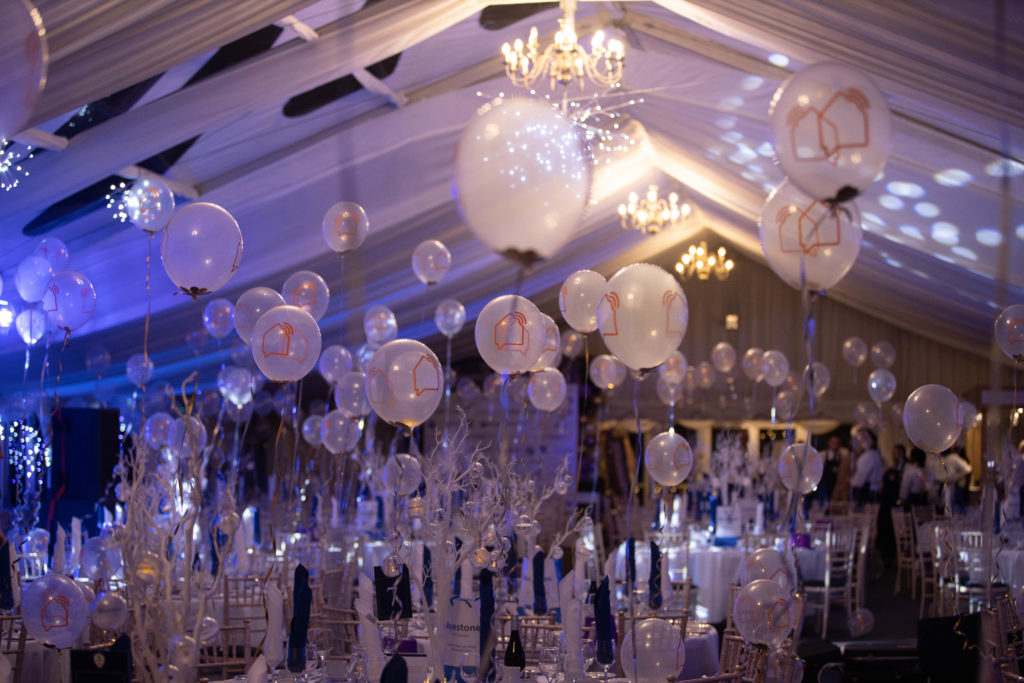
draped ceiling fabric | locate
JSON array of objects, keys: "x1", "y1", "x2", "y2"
[{"x1": 0, "y1": 0, "x2": 1021, "y2": 417}]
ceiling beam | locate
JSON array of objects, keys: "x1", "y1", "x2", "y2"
[{"x1": 11, "y1": 129, "x2": 69, "y2": 151}]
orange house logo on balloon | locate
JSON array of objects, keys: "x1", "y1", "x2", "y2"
[
  {"x1": 335, "y1": 211, "x2": 361, "y2": 238},
  {"x1": 412, "y1": 354, "x2": 441, "y2": 397},
  {"x1": 672, "y1": 443, "x2": 692, "y2": 470},
  {"x1": 786, "y1": 88, "x2": 871, "y2": 165},
  {"x1": 494, "y1": 312, "x2": 530, "y2": 355},
  {"x1": 777, "y1": 203, "x2": 841, "y2": 256},
  {"x1": 41, "y1": 592, "x2": 70, "y2": 632},
  {"x1": 601, "y1": 292, "x2": 620, "y2": 336},
  {"x1": 367, "y1": 367, "x2": 395, "y2": 408},
  {"x1": 231, "y1": 241, "x2": 242, "y2": 274},
  {"x1": 42, "y1": 285, "x2": 59, "y2": 312},
  {"x1": 291, "y1": 281, "x2": 318, "y2": 313},
  {"x1": 138, "y1": 186, "x2": 163, "y2": 220},
  {"x1": 663, "y1": 291, "x2": 684, "y2": 337},
  {"x1": 1008, "y1": 318, "x2": 1024, "y2": 345},
  {"x1": 779, "y1": 453, "x2": 796, "y2": 485},
  {"x1": 261, "y1": 322, "x2": 307, "y2": 364},
  {"x1": 736, "y1": 595, "x2": 759, "y2": 624},
  {"x1": 81, "y1": 286, "x2": 95, "y2": 314},
  {"x1": 767, "y1": 599, "x2": 790, "y2": 631}
]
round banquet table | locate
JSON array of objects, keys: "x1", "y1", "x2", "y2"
[
  {"x1": 677, "y1": 620, "x2": 720, "y2": 679},
  {"x1": 685, "y1": 547, "x2": 745, "y2": 623}
]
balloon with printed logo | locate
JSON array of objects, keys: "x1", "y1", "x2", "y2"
[
  {"x1": 645, "y1": 430, "x2": 693, "y2": 487},
  {"x1": 802, "y1": 362, "x2": 831, "y2": 398},
  {"x1": 769, "y1": 61, "x2": 892, "y2": 203},
  {"x1": 318, "y1": 345, "x2": 353, "y2": 384},
  {"x1": 250, "y1": 305, "x2": 321, "y2": 383},
  {"x1": 411, "y1": 240, "x2": 451, "y2": 285},
  {"x1": 161, "y1": 203, "x2": 242, "y2": 297},
  {"x1": 454, "y1": 97, "x2": 591, "y2": 263},
  {"x1": 711, "y1": 342, "x2": 737, "y2": 374},
  {"x1": 144, "y1": 412, "x2": 173, "y2": 450},
  {"x1": 86, "y1": 345, "x2": 111, "y2": 378},
  {"x1": 34, "y1": 237, "x2": 69, "y2": 271},
  {"x1": 741, "y1": 549, "x2": 796, "y2": 593},
  {"x1": 759, "y1": 179, "x2": 862, "y2": 291},
  {"x1": 435, "y1": 299, "x2": 466, "y2": 338},
  {"x1": 217, "y1": 366, "x2": 253, "y2": 409},
  {"x1": 202, "y1": 298, "x2": 234, "y2": 339},
  {"x1": 618, "y1": 618, "x2": 684, "y2": 683},
  {"x1": 281, "y1": 270, "x2": 329, "y2": 321},
  {"x1": 334, "y1": 371, "x2": 370, "y2": 418},
  {"x1": 589, "y1": 354, "x2": 626, "y2": 391},
  {"x1": 21, "y1": 572, "x2": 90, "y2": 648},
  {"x1": 656, "y1": 376, "x2": 683, "y2": 407},
  {"x1": 733, "y1": 579, "x2": 794, "y2": 649},
  {"x1": 560, "y1": 329, "x2": 583, "y2": 359},
  {"x1": 760, "y1": 350, "x2": 789, "y2": 388},
  {"x1": 322, "y1": 201, "x2": 369, "y2": 254},
  {"x1": 15, "y1": 255, "x2": 52, "y2": 303},
  {"x1": 903, "y1": 384, "x2": 962, "y2": 454},
  {"x1": 778, "y1": 443, "x2": 824, "y2": 495},
  {"x1": 842, "y1": 336, "x2": 867, "y2": 367},
  {"x1": 126, "y1": 353, "x2": 154, "y2": 388},
  {"x1": 365, "y1": 339, "x2": 443, "y2": 428},
  {"x1": 558, "y1": 270, "x2": 606, "y2": 333},
  {"x1": 301, "y1": 416, "x2": 323, "y2": 447},
  {"x1": 383, "y1": 453, "x2": 423, "y2": 496},
  {"x1": 532, "y1": 314, "x2": 562, "y2": 371},
  {"x1": 995, "y1": 304, "x2": 1024, "y2": 361},
  {"x1": 742, "y1": 348, "x2": 764, "y2": 382},
  {"x1": 41, "y1": 270, "x2": 95, "y2": 332},
  {"x1": 0, "y1": 0, "x2": 48, "y2": 141},
  {"x1": 775, "y1": 390, "x2": 797, "y2": 422},
  {"x1": 364, "y1": 305, "x2": 397, "y2": 347},
  {"x1": 125, "y1": 176, "x2": 175, "y2": 233},
  {"x1": 597, "y1": 264, "x2": 688, "y2": 371},
  {"x1": 234, "y1": 287, "x2": 286, "y2": 345},
  {"x1": 867, "y1": 368, "x2": 896, "y2": 404},
  {"x1": 474, "y1": 295, "x2": 546, "y2": 375},
  {"x1": 528, "y1": 367, "x2": 566, "y2": 412},
  {"x1": 658, "y1": 350, "x2": 687, "y2": 386},
  {"x1": 320, "y1": 410, "x2": 361, "y2": 454},
  {"x1": 870, "y1": 341, "x2": 895, "y2": 369}
]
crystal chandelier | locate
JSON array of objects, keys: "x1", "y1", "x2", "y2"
[
  {"x1": 675, "y1": 242, "x2": 734, "y2": 281},
  {"x1": 501, "y1": 0, "x2": 624, "y2": 91},
  {"x1": 617, "y1": 185, "x2": 690, "y2": 234}
]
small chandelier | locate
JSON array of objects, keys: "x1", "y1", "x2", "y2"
[
  {"x1": 617, "y1": 185, "x2": 690, "y2": 234},
  {"x1": 501, "y1": 0, "x2": 624, "y2": 91},
  {"x1": 675, "y1": 241, "x2": 734, "y2": 281}
]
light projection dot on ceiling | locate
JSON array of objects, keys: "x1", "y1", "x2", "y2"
[
  {"x1": 879, "y1": 194, "x2": 904, "y2": 210},
  {"x1": 883, "y1": 257, "x2": 902, "y2": 268},
  {"x1": 951, "y1": 246, "x2": 978, "y2": 261},
  {"x1": 741, "y1": 75, "x2": 764, "y2": 90},
  {"x1": 874, "y1": 171, "x2": 885, "y2": 182},
  {"x1": 931, "y1": 221, "x2": 959, "y2": 245},
  {"x1": 768, "y1": 53, "x2": 790, "y2": 67},
  {"x1": 985, "y1": 158, "x2": 1024, "y2": 178},
  {"x1": 910, "y1": 269, "x2": 930, "y2": 280},
  {"x1": 934, "y1": 168, "x2": 972, "y2": 187},
  {"x1": 988, "y1": 300, "x2": 1000, "y2": 308},
  {"x1": 757, "y1": 142, "x2": 774, "y2": 157},
  {"x1": 914, "y1": 202, "x2": 940, "y2": 218},
  {"x1": 729, "y1": 146, "x2": 758, "y2": 165},
  {"x1": 720, "y1": 130, "x2": 743, "y2": 144},
  {"x1": 886, "y1": 181, "x2": 926, "y2": 198},
  {"x1": 976, "y1": 228, "x2": 1003, "y2": 247},
  {"x1": 1017, "y1": 224, "x2": 1024, "y2": 241},
  {"x1": 899, "y1": 224, "x2": 924, "y2": 240},
  {"x1": 720, "y1": 96, "x2": 744, "y2": 110},
  {"x1": 861, "y1": 212, "x2": 885, "y2": 226},
  {"x1": 934, "y1": 253, "x2": 955, "y2": 264},
  {"x1": 715, "y1": 116, "x2": 737, "y2": 130},
  {"x1": 741, "y1": 170, "x2": 760, "y2": 182}
]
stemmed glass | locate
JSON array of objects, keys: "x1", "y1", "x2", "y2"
[
  {"x1": 308, "y1": 628, "x2": 331, "y2": 670},
  {"x1": 539, "y1": 646, "x2": 561, "y2": 683},
  {"x1": 595, "y1": 639, "x2": 616, "y2": 682},
  {"x1": 580, "y1": 639, "x2": 595, "y2": 675}
]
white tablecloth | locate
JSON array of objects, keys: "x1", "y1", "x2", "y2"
[
  {"x1": 678, "y1": 621, "x2": 720, "y2": 679},
  {"x1": 686, "y1": 548, "x2": 745, "y2": 623}
]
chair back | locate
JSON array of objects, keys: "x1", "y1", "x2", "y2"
[
  {"x1": 0, "y1": 614, "x2": 25, "y2": 683},
  {"x1": 892, "y1": 509, "x2": 915, "y2": 556},
  {"x1": 197, "y1": 621, "x2": 252, "y2": 679}
]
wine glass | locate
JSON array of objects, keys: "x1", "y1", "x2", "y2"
[
  {"x1": 539, "y1": 646, "x2": 561, "y2": 682},
  {"x1": 580, "y1": 639, "x2": 595, "y2": 674},
  {"x1": 595, "y1": 639, "x2": 616, "y2": 682},
  {"x1": 308, "y1": 628, "x2": 331, "y2": 669}
]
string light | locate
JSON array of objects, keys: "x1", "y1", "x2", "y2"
[
  {"x1": 0, "y1": 141, "x2": 34, "y2": 192},
  {"x1": 105, "y1": 181, "x2": 130, "y2": 222}
]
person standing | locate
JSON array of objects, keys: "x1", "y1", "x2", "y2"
[
  {"x1": 818, "y1": 435, "x2": 848, "y2": 506},
  {"x1": 899, "y1": 448, "x2": 932, "y2": 508},
  {"x1": 878, "y1": 444, "x2": 907, "y2": 564},
  {"x1": 850, "y1": 429, "x2": 883, "y2": 506}
]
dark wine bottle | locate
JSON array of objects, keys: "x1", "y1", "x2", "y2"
[{"x1": 503, "y1": 614, "x2": 526, "y2": 674}]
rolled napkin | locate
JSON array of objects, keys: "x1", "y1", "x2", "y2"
[
  {"x1": 358, "y1": 611, "x2": 386, "y2": 682},
  {"x1": 479, "y1": 569, "x2": 494, "y2": 682},
  {"x1": 233, "y1": 517, "x2": 250, "y2": 575},
  {"x1": 287, "y1": 564, "x2": 312, "y2": 673},
  {"x1": 381, "y1": 653, "x2": 408, "y2": 683},
  {"x1": 532, "y1": 551, "x2": 547, "y2": 615},
  {"x1": 603, "y1": 552, "x2": 616, "y2": 586},
  {"x1": 53, "y1": 525, "x2": 66, "y2": 573},
  {"x1": 558, "y1": 571, "x2": 581, "y2": 677},
  {"x1": 246, "y1": 654, "x2": 268, "y2": 683},
  {"x1": 594, "y1": 577, "x2": 615, "y2": 666},
  {"x1": 264, "y1": 583, "x2": 285, "y2": 668},
  {"x1": 544, "y1": 555, "x2": 562, "y2": 622},
  {"x1": 626, "y1": 537, "x2": 636, "y2": 590},
  {"x1": 0, "y1": 536, "x2": 13, "y2": 610},
  {"x1": 356, "y1": 570, "x2": 374, "y2": 615},
  {"x1": 423, "y1": 546, "x2": 433, "y2": 608},
  {"x1": 648, "y1": 541, "x2": 662, "y2": 610},
  {"x1": 71, "y1": 518, "x2": 82, "y2": 573}
]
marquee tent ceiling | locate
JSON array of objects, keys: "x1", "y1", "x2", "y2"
[{"x1": 1, "y1": 0, "x2": 1022, "y2": 402}]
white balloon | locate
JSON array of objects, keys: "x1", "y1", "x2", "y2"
[
  {"x1": 126, "y1": 353, "x2": 154, "y2": 387},
  {"x1": 741, "y1": 348, "x2": 764, "y2": 382},
  {"x1": 383, "y1": 453, "x2": 423, "y2": 496},
  {"x1": 364, "y1": 305, "x2": 398, "y2": 347},
  {"x1": 15, "y1": 256, "x2": 52, "y2": 303},
  {"x1": 760, "y1": 350, "x2": 789, "y2": 388},
  {"x1": 161, "y1": 203, "x2": 243, "y2": 296},
  {"x1": 778, "y1": 443, "x2": 824, "y2": 494},
  {"x1": 435, "y1": 299, "x2": 466, "y2": 338},
  {"x1": 733, "y1": 579, "x2": 794, "y2": 650},
  {"x1": 474, "y1": 295, "x2": 546, "y2": 375},
  {"x1": 34, "y1": 237, "x2": 70, "y2": 271},
  {"x1": 589, "y1": 354, "x2": 626, "y2": 391},
  {"x1": 532, "y1": 314, "x2": 562, "y2": 371},
  {"x1": 301, "y1": 416, "x2": 323, "y2": 447},
  {"x1": 618, "y1": 618, "x2": 684, "y2": 683},
  {"x1": 250, "y1": 305, "x2": 322, "y2": 383},
  {"x1": 842, "y1": 336, "x2": 868, "y2": 367},
  {"x1": 558, "y1": 270, "x2": 606, "y2": 333},
  {"x1": 234, "y1": 287, "x2": 286, "y2": 344},
  {"x1": 320, "y1": 410, "x2": 361, "y2": 454},
  {"x1": 903, "y1": 384, "x2": 962, "y2": 454},
  {"x1": 995, "y1": 304, "x2": 1024, "y2": 361},
  {"x1": 870, "y1": 341, "x2": 895, "y2": 369},
  {"x1": 202, "y1": 298, "x2": 234, "y2": 339},
  {"x1": 645, "y1": 430, "x2": 693, "y2": 486},
  {"x1": 124, "y1": 177, "x2": 175, "y2": 233},
  {"x1": 711, "y1": 342, "x2": 737, "y2": 374},
  {"x1": 281, "y1": 271, "x2": 330, "y2": 322},
  {"x1": 365, "y1": 339, "x2": 444, "y2": 428},
  {"x1": 528, "y1": 367, "x2": 567, "y2": 412},
  {"x1": 411, "y1": 239, "x2": 451, "y2": 285},
  {"x1": 318, "y1": 345, "x2": 353, "y2": 384},
  {"x1": 656, "y1": 376, "x2": 683, "y2": 407},
  {"x1": 867, "y1": 368, "x2": 896, "y2": 404},
  {"x1": 803, "y1": 362, "x2": 831, "y2": 398},
  {"x1": 560, "y1": 329, "x2": 583, "y2": 359},
  {"x1": 322, "y1": 202, "x2": 369, "y2": 253}
]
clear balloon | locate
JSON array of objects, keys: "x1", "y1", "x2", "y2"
[
  {"x1": 334, "y1": 371, "x2": 371, "y2": 418},
  {"x1": 168, "y1": 416, "x2": 207, "y2": 456},
  {"x1": 733, "y1": 579, "x2": 793, "y2": 650},
  {"x1": 364, "y1": 305, "x2": 398, "y2": 347},
  {"x1": 322, "y1": 201, "x2": 369, "y2": 254},
  {"x1": 995, "y1": 304, "x2": 1024, "y2": 361},
  {"x1": 618, "y1": 618, "x2": 684, "y2": 683},
  {"x1": 365, "y1": 339, "x2": 444, "y2": 427},
  {"x1": 454, "y1": 97, "x2": 591, "y2": 262},
  {"x1": 853, "y1": 401, "x2": 880, "y2": 429},
  {"x1": 711, "y1": 342, "x2": 737, "y2": 374},
  {"x1": 301, "y1": 415, "x2": 323, "y2": 447},
  {"x1": 560, "y1": 329, "x2": 583, "y2": 359},
  {"x1": 645, "y1": 430, "x2": 694, "y2": 487},
  {"x1": 125, "y1": 176, "x2": 175, "y2": 233},
  {"x1": 959, "y1": 401, "x2": 980, "y2": 432},
  {"x1": 697, "y1": 361, "x2": 716, "y2": 390},
  {"x1": 759, "y1": 179, "x2": 863, "y2": 290},
  {"x1": 161, "y1": 202, "x2": 243, "y2": 297},
  {"x1": 656, "y1": 376, "x2": 683, "y2": 407},
  {"x1": 91, "y1": 592, "x2": 129, "y2": 631},
  {"x1": 558, "y1": 270, "x2": 606, "y2": 333},
  {"x1": 355, "y1": 342, "x2": 375, "y2": 371},
  {"x1": 532, "y1": 314, "x2": 562, "y2": 371},
  {"x1": 528, "y1": 367, "x2": 567, "y2": 412},
  {"x1": 870, "y1": 341, "x2": 895, "y2": 369},
  {"x1": 383, "y1": 453, "x2": 423, "y2": 496},
  {"x1": 769, "y1": 61, "x2": 892, "y2": 202},
  {"x1": 34, "y1": 237, "x2": 69, "y2": 271},
  {"x1": 0, "y1": 0, "x2": 47, "y2": 141},
  {"x1": 80, "y1": 537, "x2": 110, "y2": 581},
  {"x1": 778, "y1": 443, "x2": 824, "y2": 494},
  {"x1": 889, "y1": 401, "x2": 905, "y2": 428},
  {"x1": 903, "y1": 384, "x2": 962, "y2": 453},
  {"x1": 741, "y1": 548, "x2": 796, "y2": 593},
  {"x1": 847, "y1": 607, "x2": 874, "y2": 638},
  {"x1": 217, "y1": 366, "x2": 253, "y2": 409},
  {"x1": 21, "y1": 573, "x2": 90, "y2": 648},
  {"x1": 251, "y1": 305, "x2": 322, "y2": 383},
  {"x1": 281, "y1": 270, "x2": 330, "y2": 322},
  {"x1": 775, "y1": 390, "x2": 797, "y2": 422},
  {"x1": 196, "y1": 615, "x2": 220, "y2": 646},
  {"x1": 234, "y1": 287, "x2": 286, "y2": 345},
  {"x1": 15, "y1": 308, "x2": 45, "y2": 345},
  {"x1": 802, "y1": 362, "x2": 831, "y2": 398},
  {"x1": 15, "y1": 255, "x2": 53, "y2": 302},
  {"x1": 760, "y1": 350, "x2": 789, "y2": 388},
  {"x1": 185, "y1": 329, "x2": 207, "y2": 356},
  {"x1": 318, "y1": 345, "x2": 353, "y2": 384},
  {"x1": 144, "y1": 412, "x2": 173, "y2": 450},
  {"x1": 126, "y1": 353, "x2": 154, "y2": 388},
  {"x1": 411, "y1": 239, "x2": 451, "y2": 285},
  {"x1": 202, "y1": 298, "x2": 234, "y2": 339},
  {"x1": 435, "y1": 299, "x2": 466, "y2": 338},
  {"x1": 597, "y1": 264, "x2": 688, "y2": 371},
  {"x1": 842, "y1": 336, "x2": 868, "y2": 367},
  {"x1": 658, "y1": 350, "x2": 687, "y2": 386},
  {"x1": 474, "y1": 295, "x2": 546, "y2": 375},
  {"x1": 867, "y1": 368, "x2": 896, "y2": 404},
  {"x1": 589, "y1": 354, "x2": 626, "y2": 391},
  {"x1": 742, "y1": 348, "x2": 765, "y2": 382},
  {"x1": 320, "y1": 410, "x2": 361, "y2": 454}
]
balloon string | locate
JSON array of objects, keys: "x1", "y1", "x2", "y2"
[
  {"x1": 570, "y1": 334, "x2": 590, "y2": 515},
  {"x1": 144, "y1": 234, "x2": 152, "y2": 367},
  {"x1": 624, "y1": 374, "x2": 644, "y2": 683},
  {"x1": 22, "y1": 344, "x2": 30, "y2": 385},
  {"x1": 443, "y1": 335, "x2": 452, "y2": 448}
]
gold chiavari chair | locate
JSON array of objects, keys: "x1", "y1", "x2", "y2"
[
  {"x1": 0, "y1": 614, "x2": 26, "y2": 683},
  {"x1": 223, "y1": 575, "x2": 265, "y2": 634},
  {"x1": 981, "y1": 595, "x2": 1024, "y2": 680},
  {"x1": 803, "y1": 525, "x2": 857, "y2": 638},
  {"x1": 891, "y1": 509, "x2": 916, "y2": 596},
  {"x1": 196, "y1": 621, "x2": 252, "y2": 680}
]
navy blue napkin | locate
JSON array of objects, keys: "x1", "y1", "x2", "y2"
[
  {"x1": 287, "y1": 563, "x2": 312, "y2": 673},
  {"x1": 506, "y1": 535, "x2": 519, "y2": 595},
  {"x1": 253, "y1": 507, "x2": 261, "y2": 545},
  {"x1": 480, "y1": 569, "x2": 495, "y2": 682},
  {"x1": 0, "y1": 538, "x2": 12, "y2": 610},
  {"x1": 423, "y1": 545, "x2": 434, "y2": 608},
  {"x1": 595, "y1": 576, "x2": 615, "y2": 666},
  {"x1": 626, "y1": 537, "x2": 636, "y2": 590},
  {"x1": 381, "y1": 653, "x2": 408, "y2": 683},
  {"x1": 649, "y1": 541, "x2": 662, "y2": 610},
  {"x1": 533, "y1": 551, "x2": 547, "y2": 615}
]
